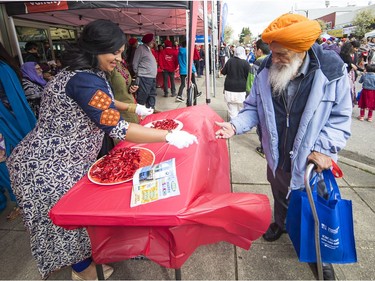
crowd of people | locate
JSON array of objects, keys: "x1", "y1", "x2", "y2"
[
  {"x1": 0, "y1": 10, "x2": 372, "y2": 281},
  {"x1": 131, "y1": 36, "x2": 204, "y2": 103},
  {"x1": 319, "y1": 35, "x2": 375, "y2": 118}
]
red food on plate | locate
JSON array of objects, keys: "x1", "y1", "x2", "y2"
[
  {"x1": 151, "y1": 119, "x2": 178, "y2": 130},
  {"x1": 88, "y1": 147, "x2": 154, "y2": 184}
]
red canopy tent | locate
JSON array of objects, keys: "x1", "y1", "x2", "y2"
[
  {"x1": 4, "y1": 1, "x2": 205, "y2": 36},
  {"x1": 3, "y1": 1, "x2": 216, "y2": 103}
]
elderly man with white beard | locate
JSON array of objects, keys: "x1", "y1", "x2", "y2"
[{"x1": 215, "y1": 13, "x2": 352, "y2": 280}]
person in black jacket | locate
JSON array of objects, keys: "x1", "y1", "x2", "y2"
[
  {"x1": 22, "y1": 42, "x2": 41, "y2": 63},
  {"x1": 220, "y1": 46, "x2": 251, "y2": 119}
]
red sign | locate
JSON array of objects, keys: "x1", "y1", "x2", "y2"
[{"x1": 25, "y1": 1, "x2": 69, "y2": 14}]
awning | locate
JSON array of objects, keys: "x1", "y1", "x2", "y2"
[
  {"x1": 195, "y1": 34, "x2": 211, "y2": 43},
  {"x1": 4, "y1": 1, "x2": 205, "y2": 36}
]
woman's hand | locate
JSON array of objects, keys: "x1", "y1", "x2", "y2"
[
  {"x1": 165, "y1": 130, "x2": 198, "y2": 149},
  {"x1": 135, "y1": 104, "x2": 154, "y2": 116},
  {"x1": 129, "y1": 85, "x2": 139, "y2": 94}
]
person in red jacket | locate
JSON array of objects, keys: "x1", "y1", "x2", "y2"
[
  {"x1": 193, "y1": 45, "x2": 200, "y2": 76},
  {"x1": 159, "y1": 40, "x2": 179, "y2": 97}
]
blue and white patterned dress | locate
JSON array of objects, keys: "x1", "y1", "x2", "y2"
[{"x1": 6, "y1": 69, "x2": 129, "y2": 278}]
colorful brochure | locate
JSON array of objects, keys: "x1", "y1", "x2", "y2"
[{"x1": 131, "y1": 158, "x2": 180, "y2": 207}]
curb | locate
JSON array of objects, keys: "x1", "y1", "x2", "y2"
[{"x1": 338, "y1": 156, "x2": 375, "y2": 175}]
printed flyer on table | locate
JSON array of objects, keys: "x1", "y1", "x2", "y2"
[{"x1": 131, "y1": 158, "x2": 180, "y2": 207}]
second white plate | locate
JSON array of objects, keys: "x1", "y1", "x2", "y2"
[{"x1": 144, "y1": 119, "x2": 183, "y2": 131}]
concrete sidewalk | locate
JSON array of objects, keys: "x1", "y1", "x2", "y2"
[{"x1": 0, "y1": 74, "x2": 374, "y2": 280}]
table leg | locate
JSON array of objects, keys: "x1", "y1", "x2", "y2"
[
  {"x1": 175, "y1": 268, "x2": 181, "y2": 280},
  {"x1": 96, "y1": 264, "x2": 105, "y2": 280}
]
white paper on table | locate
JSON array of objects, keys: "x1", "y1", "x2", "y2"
[{"x1": 131, "y1": 158, "x2": 180, "y2": 207}]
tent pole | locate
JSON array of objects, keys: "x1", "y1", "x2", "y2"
[
  {"x1": 186, "y1": 9, "x2": 189, "y2": 80},
  {"x1": 186, "y1": 5, "x2": 192, "y2": 106},
  {"x1": 211, "y1": 0, "x2": 218, "y2": 98},
  {"x1": 186, "y1": 0, "x2": 198, "y2": 107},
  {"x1": 203, "y1": 0, "x2": 211, "y2": 104},
  {"x1": 8, "y1": 16, "x2": 23, "y2": 65}
]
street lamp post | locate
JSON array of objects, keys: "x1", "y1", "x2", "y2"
[{"x1": 295, "y1": 9, "x2": 309, "y2": 18}]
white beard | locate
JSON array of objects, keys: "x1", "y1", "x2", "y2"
[{"x1": 268, "y1": 54, "x2": 303, "y2": 97}]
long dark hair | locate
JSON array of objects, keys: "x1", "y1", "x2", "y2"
[
  {"x1": 0, "y1": 42, "x2": 22, "y2": 81},
  {"x1": 61, "y1": 20, "x2": 125, "y2": 71},
  {"x1": 340, "y1": 42, "x2": 354, "y2": 57},
  {"x1": 61, "y1": 43, "x2": 99, "y2": 71}
]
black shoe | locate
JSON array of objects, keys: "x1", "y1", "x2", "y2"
[
  {"x1": 255, "y1": 147, "x2": 265, "y2": 158},
  {"x1": 262, "y1": 223, "x2": 284, "y2": 242},
  {"x1": 176, "y1": 96, "x2": 184, "y2": 102},
  {"x1": 171, "y1": 94, "x2": 176, "y2": 97},
  {"x1": 309, "y1": 263, "x2": 335, "y2": 280},
  {"x1": 196, "y1": 91, "x2": 202, "y2": 98},
  {"x1": 163, "y1": 94, "x2": 168, "y2": 97}
]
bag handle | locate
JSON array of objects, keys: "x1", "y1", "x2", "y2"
[
  {"x1": 322, "y1": 169, "x2": 342, "y2": 200},
  {"x1": 306, "y1": 162, "x2": 342, "y2": 201},
  {"x1": 331, "y1": 160, "x2": 343, "y2": 178},
  {"x1": 308, "y1": 173, "x2": 320, "y2": 202}
]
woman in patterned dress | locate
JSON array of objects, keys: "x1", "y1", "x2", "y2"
[{"x1": 6, "y1": 20, "x2": 197, "y2": 280}]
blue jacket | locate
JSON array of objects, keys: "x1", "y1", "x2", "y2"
[
  {"x1": 231, "y1": 43, "x2": 352, "y2": 189},
  {"x1": 178, "y1": 47, "x2": 196, "y2": 75},
  {"x1": 359, "y1": 72, "x2": 375, "y2": 90}
]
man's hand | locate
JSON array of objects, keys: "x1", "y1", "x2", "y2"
[
  {"x1": 307, "y1": 151, "x2": 332, "y2": 173},
  {"x1": 215, "y1": 121, "x2": 235, "y2": 139}
]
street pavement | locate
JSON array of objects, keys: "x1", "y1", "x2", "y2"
[{"x1": 0, "y1": 74, "x2": 374, "y2": 280}]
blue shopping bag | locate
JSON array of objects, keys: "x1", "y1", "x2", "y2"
[
  {"x1": 356, "y1": 90, "x2": 362, "y2": 101},
  {"x1": 286, "y1": 169, "x2": 357, "y2": 263}
]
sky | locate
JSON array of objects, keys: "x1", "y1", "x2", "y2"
[{"x1": 224, "y1": 0, "x2": 373, "y2": 39}]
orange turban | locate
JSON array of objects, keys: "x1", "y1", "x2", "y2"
[{"x1": 262, "y1": 13, "x2": 321, "y2": 52}]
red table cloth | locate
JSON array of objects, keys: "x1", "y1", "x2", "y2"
[{"x1": 50, "y1": 105, "x2": 271, "y2": 269}]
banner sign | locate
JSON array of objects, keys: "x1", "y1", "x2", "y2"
[
  {"x1": 220, "y1": 3, "x2": 228, "y2": 44},
  {"x1": 25, "y1": 1, "x2": 69, "y2": 14},
  {"x1": 328, "y1": 29, "x2": 343, "y2": 37}
]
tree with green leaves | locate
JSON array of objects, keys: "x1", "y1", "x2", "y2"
[
  {"x1": 316, "y1": 19, "x2": 328, "y2": 32},
  {"x1": 239, "y1": 27, "x2": 252, "y2": 44},
  {"x1": 352, "y1": 10, "x2": 375, "y2": 39},
  {"x1": 224, "y1": 25, "x2": 234, "y2": 43}
]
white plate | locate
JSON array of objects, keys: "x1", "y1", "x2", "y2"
[
  {"x1": 88, "y1": 147, "x2": 155, "y2": 185},
  {"x1": 144, "y1": 119, "x2": 183, "y2": 131}
]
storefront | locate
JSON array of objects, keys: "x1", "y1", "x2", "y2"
[{"x1": 12, "y1": 18, "x2": 78, "y2": 64}]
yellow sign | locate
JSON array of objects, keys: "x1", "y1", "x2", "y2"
[{"x1": 328, "y1": 29, "x2": 343, "y2": 37}]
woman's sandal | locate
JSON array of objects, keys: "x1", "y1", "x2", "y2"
[
  {"x1": 357, "y1": 116, "x2": 364, "y2": 121},
  {"x1": 72, "y1": 262, "x2": 114, "y2": 280},
  {"x1": 367, "y1": 118, "x2": 373, "y2": 122},
  {"x1": 6, "y1": 207, "x2": 21, "y2": 221}
]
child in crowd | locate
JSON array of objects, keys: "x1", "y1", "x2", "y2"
[{"x1": 358, "y1": 64, "x2": 375, "y2": 122}]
